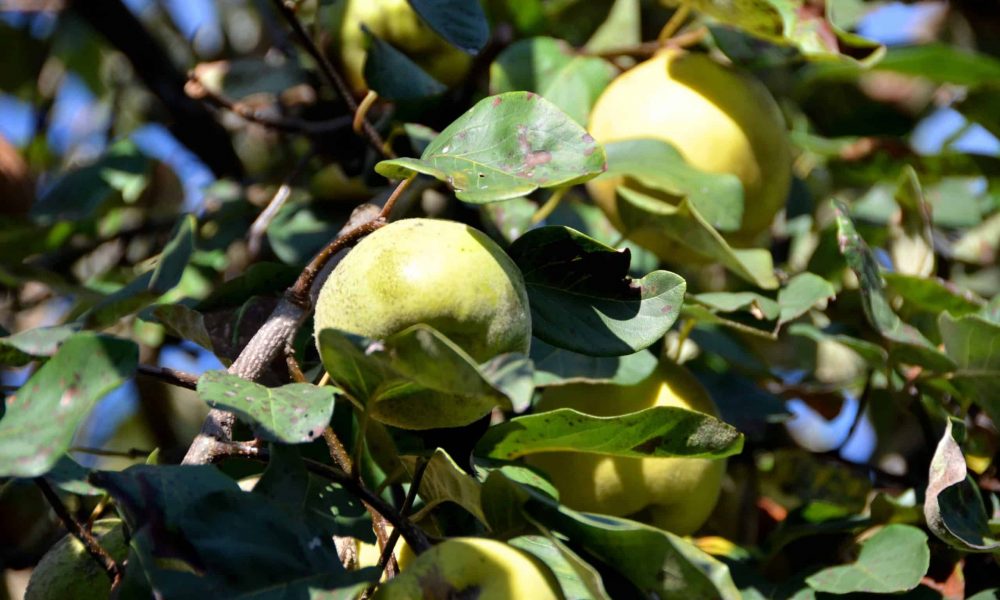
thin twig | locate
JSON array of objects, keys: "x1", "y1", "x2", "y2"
[
  {"x1": 137, "y1": 363, "x2": 198, "y2": 390},
  {"x1": 838, "y1": 372, "x2": 874, "y2": 451},
  {"x1": 70, "y1": 447, "x2": 152, "y2": 459},
  {"x1": 364, "y1": 456, "x2": 430, "y2": 598},
  {"x1": 35, "y1": 478, "x2": 122, "y2": 586},
  {"x1": 247, "y1": 153, "x2": 313, "y2": 260},
  {"x1": 186, "y1": 73, "x2": 352, "y2": 136},
  {"x1": 267, "y1": 0, "x2": 394, "y2": 158},
  {"x1": 285, "y1": 343, "x2": 307, "y2": 383}
]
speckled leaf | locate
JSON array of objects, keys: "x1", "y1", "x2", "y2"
[
  {"x1": 925, "y1": 420, "x2": 1000, "y2": 552},
  {"x1": 618, "y1": 188, "x2": 778, "y2": 289},
  {"x1": 938, "y1": 313, "x2": 1000, "y2": 423},
  {"x1": 531, "y1": 339, "x2": 658, "y2": 387},
  {"x1": 476, "y1": 406, "x2": 743, "y2": 460},
  {"x1": 490, "y1": 36, "x2": 616, "y2": 125},
  {"x1": 82, "y1": 214, "x2": 196, "y2": 328},
  {"x1": 834, "y1": 203, "x2": 955, "y2": 372},
  {"x1": 407, "y1": 0, "x2": 489, "y2": 53},
  {"x1": 376, "y1": 92, "x2": 606, "y2": 203},
  {"x1": 0, "y1": 332, "x2": 137, "y2": 477},
  {"x1": 604, "y1": 139, "x2": 744, "y2": 232},
  {"x1": 401, "y1": 449, "x2": 486, "y2": 524},
  {"x1": 0, "y1": 324, "x2": 78, "y2": 366},
  {"x1": 197, "y1": 371, "x2": 336, "y2": 444},
  {"x1": 806, "y1": 524, "x2": 929, "y2": 593},
  {"x1": 509, "y1": 226, "x2": 686, "y2": 356}
]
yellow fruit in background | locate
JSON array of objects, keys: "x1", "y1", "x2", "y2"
[
  {"x1": 25, "y1": 520, "x2": 128, "y2": 600},
  {"x1": 374, "y1": 537, "x2": 564, "y2": 600},
  {"x1": 329, "y1": 0, "x2": 472, "y2": 94},
  {"x1": 525, "y1": 360, "x2": 725, "y2": 535},
  {"x1": 586, "y1": 50, "x2": 791, "y2": 261}
]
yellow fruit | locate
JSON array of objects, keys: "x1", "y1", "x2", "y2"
[
  {"x1": 525, "y1": 360, "x2": 725, "y2": 535},
  {"x1": 586, "y1": 49, "x2": 791, "y2": 261},
  {"x1": 315, "y1": 218, "x2": 530, "y2": 361},
  {"x1": 25, "y1": 520, "x2": 128, "y2": 600},
  {"x1": 374, "y1": 537, "x2": 564, "y2": 600},
  {"x1": 329, "y1": 0, "x2": 472, "y2": 94}
]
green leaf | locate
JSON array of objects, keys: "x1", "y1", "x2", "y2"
[
  {"x1": 317, "y1": 325, "x2": 511, "y2": 430},
  {"x1": 0, "y1": 324, "x2": 78, "y2": 366},
  {"x1": 147, "y1": 304, "x2": 216, "y2": 355},
  {"x1": 407, "y1": 0, "x2": 489, "y2": 53},
  {"x1": 401, "y1": 449, "x2": 486, "y2": 524},
  {"x1": 376, "y1": 92, "x2": 606, "y2": 203},
  {"x1": 884, "y1": 273, "x2": 985, "y2": 317},
  {"x1": 509, "y1": 474, "x2": 741, "y2": 599},
  {"x1": 509, "y1": 226, "x2": 686, "y2": 356},
  {"x1": 875, "y1": 43, "x2": 1000, "y2": 87},
  {"x1": 364, "y1": 29, "x2": 447, "y2": 101},
  {"x1": 938, "y1": 313, "x2": 1000, "y2": 429},
  {"x1": 693, "y1": 292, "x2": 780, "y2": 321},
  {"x1": 805, "y1": 524, "x2": 929, "y2": 594},
  {"x1": 45, "y1": 455, "x2": 103, "y2": 496},
  {"x1": 787, "y1": 323, "x2": 889, "y2": 365},
  {"x1": 777, "y1": 272, "x2": 837, "y2": 326},
  {"x1": 196, "y1": 371, "x2": 336, "y2": 444},
  {"x1": 490, "y1": 36, "x2": 616, "y2": 125},
  {"x1": 509, "y1": 534, "x2": 611, "y2": 600},
  {"x1": 82, "y1": 214, "x2": 197, "y2": 328},
  {"x1": 253, "y1": 444, "x2": 310, "y2": 509},
  {"x1": 195, "y1": 262, "x2": 298, "y2": 311},
  {"x1": 530, "y1": 339, "x2": 658, "y2": 387},
  {"x1": 618, "y1": 188, "x2": 778, "y2": 289},
  {"x1": 833, "y1": 203, "x2": 955, "y2": 372},
  {"x1": 479, "y1": 352, "x2": 535, "y2": 413},
  {"x1": 0, "y1": 333, "x2": 137, "y2": 477},
  {"x1": 477, "y1": 406, "x2": 743, "y2": 460},
  {"x1": 603, "y1": 139, "x2": 745, "y2": 232},
  {"x1": 924, "y1": 420, "x2": 1000, "y2": 552},
  {"x1": 584, "y1": 0, "x2": 640, "y2": 53}
]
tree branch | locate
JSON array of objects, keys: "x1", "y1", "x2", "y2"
[
  {"x1": 137, "y1": 363, "x2": 198, "y2": 390},
  {"x1": 266, "y1": 0, "x2": 394, "y2": 158},
  {"x1": 35, "y1": 478, "x2": 122, "y2": 587},
  {"x1": 71, "y1": 0, "x2": 243, "y2": 179}
]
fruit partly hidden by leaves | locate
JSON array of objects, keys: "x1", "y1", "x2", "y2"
[
  {"x1": 526, "y1": 360, "x2": 725, "y2": 535},
  {"x1": 329, "y1": 0, "x2": 472, "y2": 94},
  {"x1": 374, "y1": 537, "x2": 564, "y2": 600},
  {"x1": 586, "y1": 49, "x2": 791, "y2": 261},
  {"x1": 315, "y1": 218, "x2": 531, "y2": 361},
  {"x1": 25, "y1": 520, "x2": 128, "y2": 600}
]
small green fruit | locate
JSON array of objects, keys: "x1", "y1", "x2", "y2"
[
  {"x1": 329, "y1": 0, "x2": 472, "y2": 94},
  {"x1": 525, "y1": 360, "x2": 725, "y2": 535},
  {"x1": 25, "y1": 520, "x2": 128, "y2": 600},
  {"x1": 374, "y1": 537, "x2": 564, "y2": 600}
]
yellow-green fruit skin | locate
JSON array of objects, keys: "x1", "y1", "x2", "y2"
[
  {"x1": 25, "y1": 520, "x2": 128, "y2": 600},
  {"x1": 586, "y1": 50, "x2": 791, "y2": 261},
  {"x1": 374, "y1": 537, "x2": 564, "y2": 600},
  {"x1": 526, "y1": 361, "x2": 725, "y2": 535},
  {"x1": 314, "y1": 218, "x2": 531, "y2": 362},
  {"x1": 330, "y1": 0, "x2": 472, "y2": 93}
]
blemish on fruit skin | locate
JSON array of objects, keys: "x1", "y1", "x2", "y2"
[
  {"x1": 492, "y1": 97, "x2": 502, "y2": 107},
  {"x1": 582, "y1": 133, "x2": 594, "y2": 144}
]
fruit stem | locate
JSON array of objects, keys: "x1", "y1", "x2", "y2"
[
  {"x1": 531, "y1": 186, "x2": 568, "y2": 225},
  {"x1": 657, "y1": 3, "x2": 691, "y2": 44},
  {"x1": 671, "y1": 318, "x2": 696, "y2": 362}
]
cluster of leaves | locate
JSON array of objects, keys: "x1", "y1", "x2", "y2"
[{"x1": 2, "y1": 0, "x2": 1000, "y2": 598}]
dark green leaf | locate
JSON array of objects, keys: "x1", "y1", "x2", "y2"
[
  {"x1": 0, "y1": 333, "x2": 137, "y2": 477},
  {"x1": 147, "y1": 304, "x2": 216, "y2": 355},
  {"x1": 376, "y1": 92, "x2": 606, "y2": 203},
  {"x1": 197, "y1": 371, "x2": 336, "y2": 444},
  {"x1": 401, "y1": 449, "x2": 486, "y2": 524},
  {"x1": 196, "y1": 263, "x2": 299, "y2": 312},
  {"x1": 618, "y1": 188, "x2": 778, "y2": 289},
  {"x1": 408, "y1": 0, "x2": 489, "y2": 53},
  {"x1": 476, "y1": 406, "x2": 743, "y2": 460},
  {"x1": 805, "y1": 524, "x2": 929, "y2": 593},
  {"x1": 509, "y1": 226, "x2": 686, "y2": 356},
  {"x1": 45, "y1": 455, "x2": 103, "y2": 496},
  {"x1": 254, "y1": 444, "x2": 310, "y2": 509},
  {"x1": 938, "y1": 313, "x2": 1000, "y2": 427},
  {"x1": 364, "y1": 29, "x2": 448, "y2": 100},
  {"x1": 0, "y1": 324, "x2": 78, "y2": 366}
]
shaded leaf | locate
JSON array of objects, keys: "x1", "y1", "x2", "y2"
[
  {"x1": 364, "y1": 28, "x2": 447, "y2": 101},
  {"x1": 805, "y1": 524, "x2": 929, "y2": 594},
  {"x1": 477, "y1": 406, "x2": 743, "y2": 460},
  {"x1": 509, "y1": 226, "x2": 686, "y2": 356},
  {"x1": 197, "y1": 371, "x2": 336, "y2": 444},
  {"x1": 0, "y1": 324, "x2": 78, "y2": 366},
  {"x1": 510, "y1": 534, "x2": 611, "y2": 600},
  {"x1": 618, "y1": 188, "x2": 778, "y2": 289},
  {"x1": 530, "y1": 339, "x2": 658, "y2": 387},
  {"x1": 407, "y1": 0, "x2": 489, "y2": 53},
  {"x1": 402, "y1": 449, "x2": 486, "y2": 524},
  {"x1": 938, "y1": 313, "x2": 1000, "y2": 429},
  {"x1": 0, "y1": 333, "x2": 137, "y2": 477},
  {"x1": 479, "y1": 352, "x2": 535, "y2": 413},
  {"x1": 924, "y1": 420, "x2": 1000, "y2": 552},
  {"x1": 147, "y1": 304, "x2": 216, "y2": 355},
  {"x1": 376, "y1": 92, "x2": 606, "y2": 203}
]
